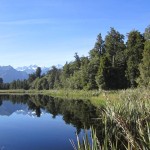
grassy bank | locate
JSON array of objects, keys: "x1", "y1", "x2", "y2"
[
  {"x1": 0, "y1": 88, "x2": 149, "y2": 106},
  {"x1": 0, "y1": 89, "x2": 121, "y2": 106},
  {"x1": 0, "y1": 89, "x2": 39, "y2": 94}
]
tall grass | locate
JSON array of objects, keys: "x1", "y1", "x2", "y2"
[
  {"x1": 70, "y1": 127, "x2": 100, "y2": 150},
  {"x1": 74, "y1": 88, "x2": 150, "y2": 150}
]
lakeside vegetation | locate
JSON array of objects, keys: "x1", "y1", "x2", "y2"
[
  {"x1": 0, "y1": 25, "x2": 150, "y2": 91},
  {"x1": 74, "y1": 88, "x2": 150, "y2": 149},
  {"x1": 0, "y1": 85, "x2": 149, "y2": 149},
  {"x1": 0, "y1": 88, "x2": 149, "y2": 149},
  {"x1": 0, "y1": 89, "x2": 117, "y2": 106},
  {"x1": 0, "y1": 25, "x2": 149, "y2": 149}
]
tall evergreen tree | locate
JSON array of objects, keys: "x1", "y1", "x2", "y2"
[
  {"x1": 47, "y1": 66, "x2": 60, "y2": 89},
  {"x1": 73, "y1": 52, "x2": 81, "y2": 70},
  {"x1": 96, "y1": 56, "x2": 110, "y2": 89},
  {"x1": 60, "y1": 62, "x2": 71, "y2": 88},
  {"x1": 87, "y1": 34, "x2": 105, "y2": 89},
  {"x1": 102, "y1": 28, "x2": 127, "y2": 89},
  {"x1": 62, "y1": 62, "x2": 71, "y2": 78},
  {"x1": 0, "y1": 78, "x2": 3, "y2": 89},
  {"x1": 89, "y1": 34, "x2": 104, "y2": 59},
  {"x1": 105, "y1": 27, "x2": 126, "y2": 67},
  {"x1": 137, "y1": 40, "x2": 150, "y2": 87},
  {"x1": 80, "y1": 56, "x2": 89, "y2": 89},
  {"x1": 126, "y1": 30, "x2": 145, "y2": 87},
  {"x1": 36, "y1": 67, "x2": 42, "y2": 78}
]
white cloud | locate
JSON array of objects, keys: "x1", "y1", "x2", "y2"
[{"x1": 0, "y1": 18, "x2": 56, "y2": 25}]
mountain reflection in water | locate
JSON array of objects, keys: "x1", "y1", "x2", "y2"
[{"x1": 0, "y1": 95, "x2": 100, "y2": 150}]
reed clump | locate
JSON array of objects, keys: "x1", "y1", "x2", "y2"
[{"x1": 74, "y1": 88, "x2": 150, "y2": 150}]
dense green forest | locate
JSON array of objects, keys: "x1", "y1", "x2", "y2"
[{"x1": 1, "y1": 25, "x2": 150, "y2": 90}]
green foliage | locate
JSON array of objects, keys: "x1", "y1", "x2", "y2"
[
  {"x1": 5, "y1": 25, "x2": 149, "y2": 90},
  {"x1": 94, "y1": 33, "x2": 105, "y2": 55},
  {"x1": 71, "y1": 127, "x2": 100, "y2": 150},
  {"x1": 74, "y1": 88, "x2": 150, "y2": 150},
  {"x1": 144, "y1": 25, "x2": 150, "y2": 40},
  {"x1": 67, "y1": 71, "x2": 83, "y2": 89},
  {"x1": 89, "y1": 34, "x2": 104, "y2": 59},
  {"x1": 105, "y1": 27, "x2": 125, "y2": 67},
  {"x1": 104, "y1": 67, "x2": 128, "y2": 89},
  {"x1": 86, "y1": 62, "x2": 98, "y2": 90},
  {"x1": 137, "y1": 40, "x2": 150, "y2": 87},
  {"x1": 60, "y1": 62, "x2": 72, "y2": 88},
  {"x1": 9, "y1": 79, "x2": 29, "y2": 90},
  {"x1": 35, "y1": 67, "x2": 42, "y2": 78},
  {"x1": 47, "y1": 66, "x2": 61, "y2": 89},
  {"x1": 126, "y1": 30, "x2": 145, "y2": 87},
  {"x1": 37, "y1": 78, "x2": 49, "y2": 90},
  {"x1": 0, "y1": 78, "x2": 3, "y2": 89},
  {"x1": 80, "y1": 57, "x2": 90, "y2": 89},
  {"x1": 28, "y1": 73, "x2": 36, "y2": 83},
  {"x1": 95, "y1": 56, "x2": 109, "y2": 89},
  {"x1": 96, "y1": 28, "x2": 127, "y2": 90},
  {"x1": 87, "y1": 34, "x2": 105, "y2": 90},
  {"x1": 0, "y1": 89, "x2": 149, "y2": 149},
  {"x1": 73, "y1": 52, "x2": 81, "y2": 71}
]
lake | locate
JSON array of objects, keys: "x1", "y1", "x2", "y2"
[{"x1": 0, "y1": 95, "x2": 99, "y2": 150}]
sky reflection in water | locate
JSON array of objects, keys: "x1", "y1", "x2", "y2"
[{"x1": 0, "y1": 96, "x2": 95, "y2": 150}]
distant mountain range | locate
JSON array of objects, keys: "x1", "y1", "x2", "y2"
[
  {"x1": 15, "y1": 64, "x2": 62, "y2": 74},
  {"x1": 16, "y1": 65, "x2": 50, "y2": 74},
  {"x1": 0, "y1": 64, "x2": 62, "y2": 83},
  {"x1": 0, "y1": 65, "x2": 28, "y2": 83}
]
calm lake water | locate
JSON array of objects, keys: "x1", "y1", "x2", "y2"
[{"x1": 0, "y1": 95, "x2": 98, "y2": 150}]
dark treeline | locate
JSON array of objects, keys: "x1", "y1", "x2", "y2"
[{"x1": 1, "y1": 25, "x2": 150, "y2": 90}]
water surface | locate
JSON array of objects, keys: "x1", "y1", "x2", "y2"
[{"x1": 0, "y1": 95, "x2": 98, "y2": 150}]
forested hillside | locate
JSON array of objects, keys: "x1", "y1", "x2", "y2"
[{"x1": 1, "y1": 25, "x2": 150, "y2": 90}]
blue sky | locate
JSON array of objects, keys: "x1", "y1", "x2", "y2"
[{"x1": 0, "y1": 0, "x2": 149, "y2": 67}]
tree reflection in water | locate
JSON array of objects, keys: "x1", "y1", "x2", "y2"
[
  {"x1": 0, "y1": 94, "x2": 100, "y2": 133},
  {"x1": 0, "y1": 94, "x2": 121, "y2": 148}
]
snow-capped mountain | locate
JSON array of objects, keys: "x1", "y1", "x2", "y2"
[
  {"x1": 0, "y1": 100, "x2": 27, "y2": 116},
  {"x1": 0, "y1": 100, "x2": 46, "y2": 117},
  {"x1": 16, "y1": 65, "x2": 51, "y2": 74},
  {"x1": 0, "y1": 64, "x2": 63, "y2": 83},
  {"x1": 16, "y1": 109, "x2": 46, "y2": 117},
  {"x1": 16, "y1": 64, "x2": 63, "y2": 74},
  {"x1": 16, "y1": 65, "x2": 41, "y2": 74}
]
